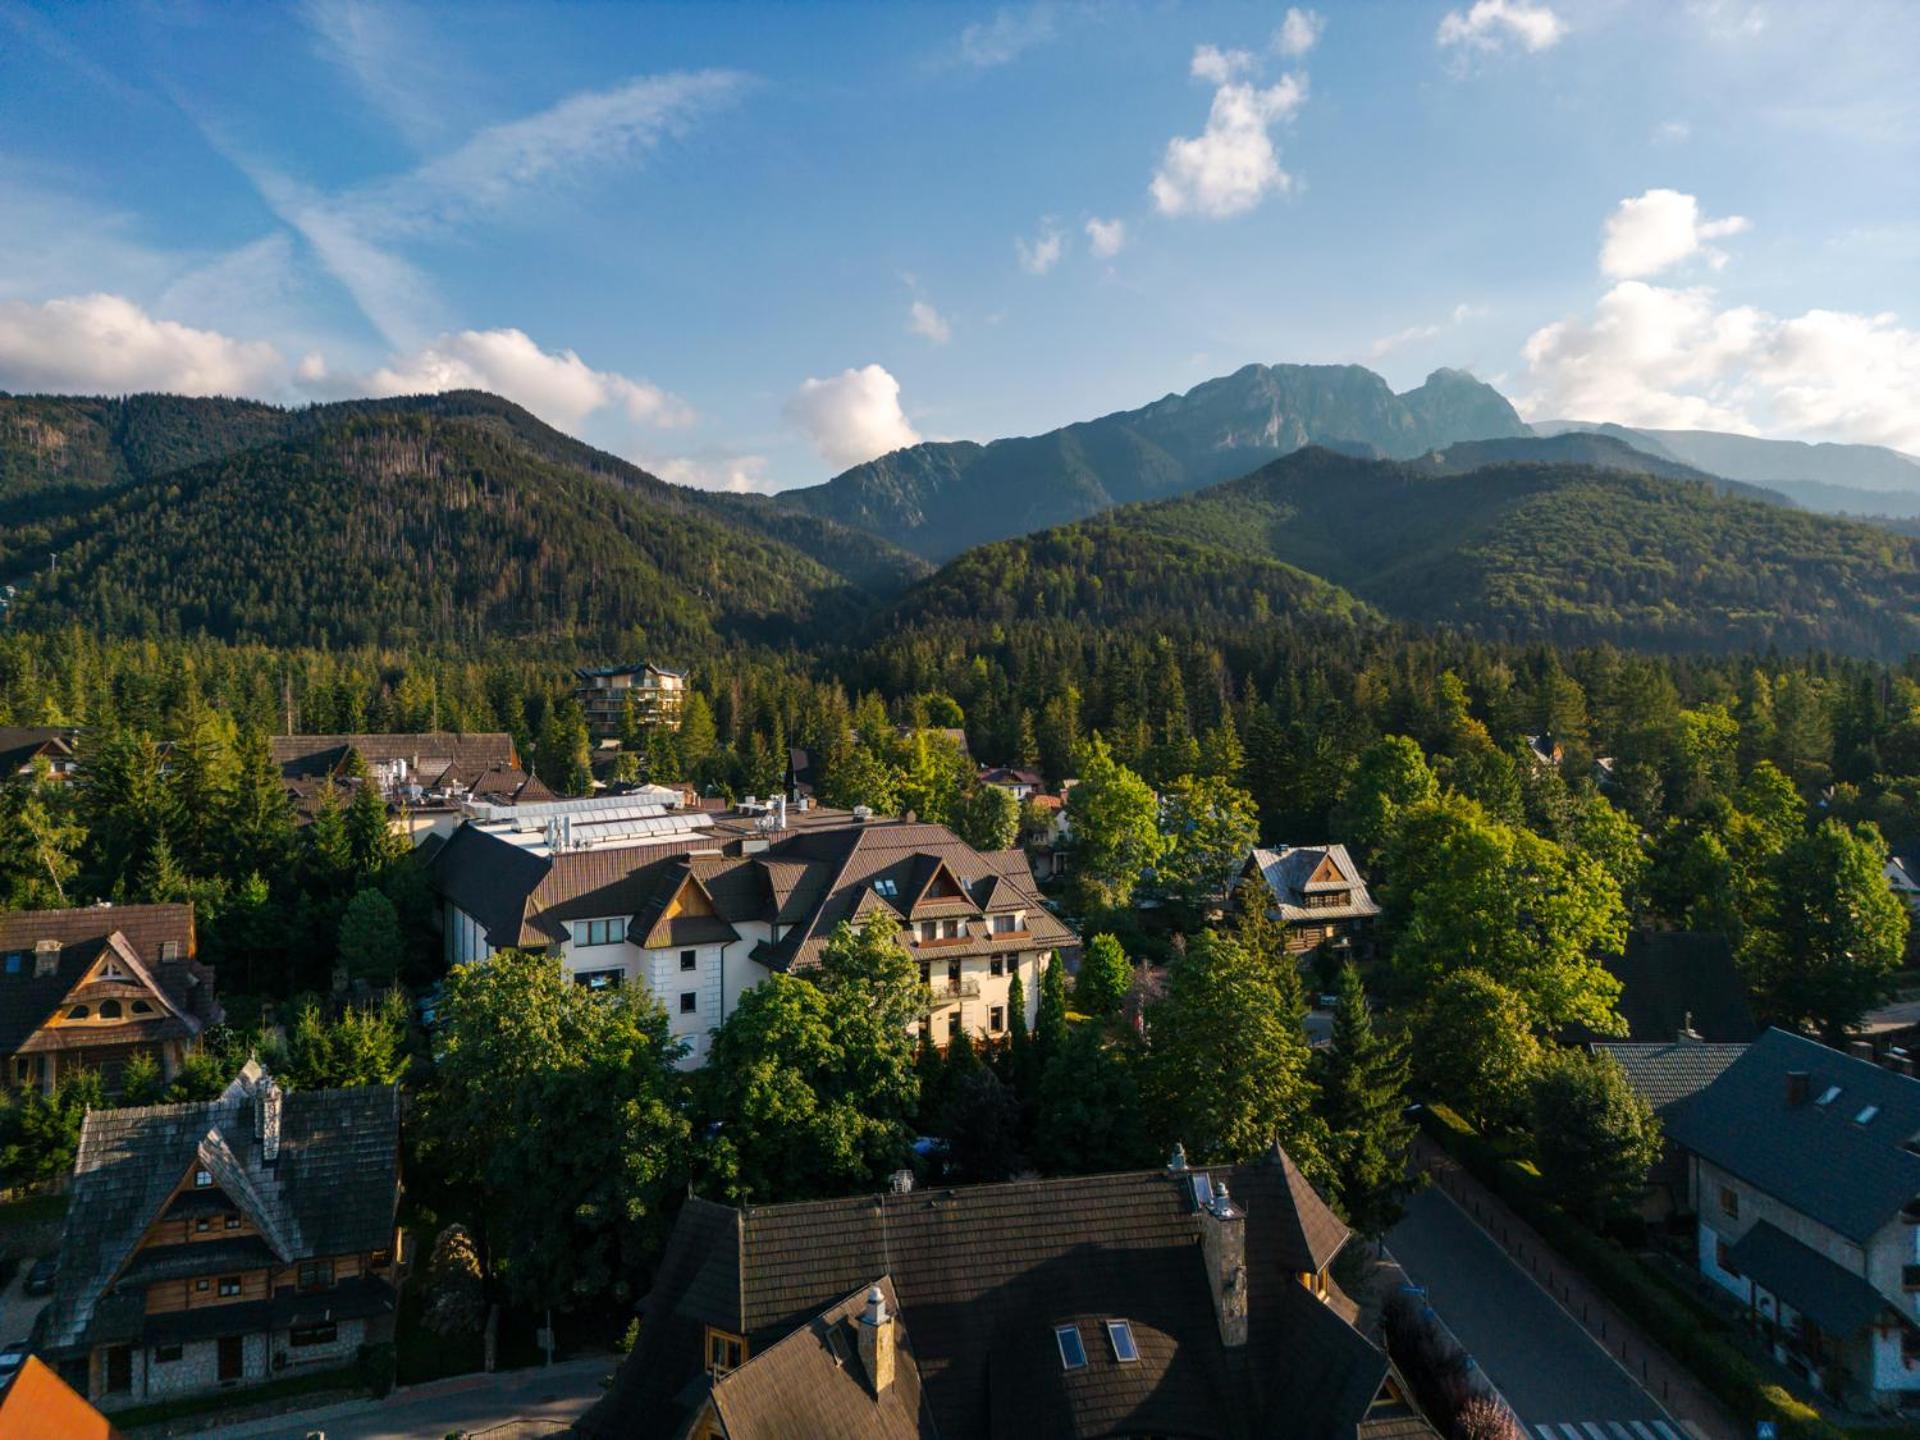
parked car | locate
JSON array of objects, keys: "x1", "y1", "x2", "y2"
[
  {"x1": 23, "y1": 1258, "x2": 55, "y2": 1296},
  {"x1": 0, "y1": 1341, "x2": 29, "y2": 1386}
]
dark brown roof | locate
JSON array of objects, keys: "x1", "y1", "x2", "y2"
[
  {"x1": 709, "y1": 1277, "x2": 929, "y2": 1440},
  {"x1": 43, "y1": 1065, "x2": 401, "y2": 1356},
  {"x1": 0, "y1": 726, "x2": 78, "y2": 773},
  {"x1": 0, "y1": 906, "x2": 215, "y2": 1058},
  {"x1": 580, "y1": 1149, "x2": 1383, "y2": 1440},
  {"x1": 270, "y1": 731, "x2": 519, "y2": 781}
]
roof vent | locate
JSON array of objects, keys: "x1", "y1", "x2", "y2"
[
  {"x1": 853, "y1": 805, "x2": 873, "y2": 821},
  {"x1": 1785, "y1": 1071, "x2": 1811, "y2": 1106},
  {"x1": 33, "y1": 939, "x2": 59, "y2": 977},
  {"x1": 1167, "y1": 1142, "x2": 1189, "y2": 1173},
  {"x1": 889, "y1": 1168, "x2": 914, "y2": 1194}
]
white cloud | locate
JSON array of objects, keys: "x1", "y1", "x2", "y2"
[
  {"x1": 908, "y1": 299, "x2": 952, "y2": 344},
  {"x1": 958, "y1": 6, "x2": 1055, "y2": 67},
  {"x1": 1085, "y1": 216, "x2": 1127, "y2": 259},
  {"x1": 1274, "y1": 8, "x2": 1326, "y2": 57},
  {"x1": 365, "y1": 327, "x2": 693, "y2": 428},
  {"x1": 1369, "y1": 302, "x2": 1485, "y2": 359},
  {"x1": 785, "y1": 365, "x2": 922, "y2": 469},
  {"x1": 1600, "y1": 188, "x2": 1750, "y2": 279},
  {"x1": 1436, "y1": 0, "x2": 1565, "y2": 53},
  {"x1": 1653, "y1": 119, "x2": 1691, "y2": 145},
  {"x1": 1151, "y1": 69, "x2": 1307, "y2": 220},
  {"x1": 1191, "y1": 44, "x2": 1257, "y2": 84},
  {"x1": 1519, "y1": 282, "x2": 1920, "y2": 452},
  {"x1": 301, "y1": 0, "x2": 456, "y2": 146},
  {"x1": 0, "y1": 293, "x2": 285, "y2": 396},
  {"x1": 645, "y1": 449, "x2": 774, "y2": 494},
  {"x1": 1016, "y1": 220, "x2": 1066, "y2": 275}
]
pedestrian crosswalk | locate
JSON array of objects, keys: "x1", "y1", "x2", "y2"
[{"x1": 1531, "y1": 1422, "x2": 1685, "y2": 1440}]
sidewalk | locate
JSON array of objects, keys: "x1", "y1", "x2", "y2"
[{"x1": 1414, "y1": 1136, "x2": 1739, "y2": 1440}]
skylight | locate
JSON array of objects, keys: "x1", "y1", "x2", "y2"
[
  {"x1": 1857, "y1": 1105, "x2": 1881, "y2": 1125},
  {"x1": 873, "y1": 878, "x2": 898, "y2": 898},
  {"x1": 1055, "y1": 1324, "x2": 1087, "y2": 1370},
  {"x1": 1107, "y1": 1320, "x2": 1139, "y2": 1363},
  {"x1": 1816, "y1": 1085, "x2": 1842, "y2": 1106}
]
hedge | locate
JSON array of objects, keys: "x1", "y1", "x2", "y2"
[{"x1": 1420, "y1": 1105, "x2": 1848, "y2": 1440}]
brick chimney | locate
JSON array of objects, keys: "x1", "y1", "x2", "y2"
[
  {"x1": 1198, "y1": 1182, "x2": 1249, "y2": 1348},
  {"x1": 856, "y1": 1284, "x2": 895, "y2": 1396}
]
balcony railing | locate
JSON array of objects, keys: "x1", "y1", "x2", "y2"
[{"x1": 920, "y1": 977, "x2": 982, "y2": 1011}]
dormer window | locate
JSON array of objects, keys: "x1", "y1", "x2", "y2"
[
  {"x1": 97, "y1": 1000, "x2": 122, "y2": 1020},
  {"x1": 1106, "y1": 1320, "x2": 1139, "y2": 1363},
  {"x1": 993, "y1": 913, "x2": 1019, "y2": 933},
  {"x1": 159, "y1": 941, "x2": 183, "y2": 962},
  {"x1": 1055, "y1": 1324, "x2": 1087, "y2": 1370}
]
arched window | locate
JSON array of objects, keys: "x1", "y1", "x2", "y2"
[
  {"x1": 130, "y1": 1000, "x2": 155, "y2": 1016},
  {"x1": 65, "y1": 1004, "x2": 89, "y2": 1020},
  {"x1": 96, "y1": 1000, "x2": 122, "y2": 1020}
]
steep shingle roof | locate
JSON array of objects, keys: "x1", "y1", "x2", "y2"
[
  {"x1": 1245, "y1": 847, "x2": 1381, "y2": 923},
  {"x1": 1593, "y1": 1038, "x2": 1748, "y2": 1114},
  {"x1": 580, "y1": 1148, "x2": 1384, "y2": 1440},
  {"x1": 0, "y1": 906, "x2": 213, "y2": 1058},
  {"x1": 42, "y1": 1070, "x2": 400, "y2": 1355},
  {"x1": 1667, "y1": 1028, "x2": 1920, "y2": 1242},
  {"x1": 708, "y1": 1278, "x2": 929, "y2": 1440}
]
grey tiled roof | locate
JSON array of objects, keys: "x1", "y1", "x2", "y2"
[
  {"x1": 1667, "y1": 1028, "x2": 1920, "y2": 1243},
  {"x1": 1595, "y1": 930, "x2": 1757, "y2": 1044},
  {"x1": 1593, "y1": 1039, "x2": 1748, "y2": 1114},
  {"x1": 1245, "y1": 846, "x2": 1381, "y2": 923},
  {"x1": 579, "y1": 1147, "x2": 1380, "y2": 1440},
  {"x1": 42, "y1": 1068, "x2": 400, "y2": 1355},
  {"x1": 709, "y1": 1278, "x2": 929, "y2": 1440},
  {"x1": 1724, "y1": 1221, "x2": 1892, "y2": 1337}
]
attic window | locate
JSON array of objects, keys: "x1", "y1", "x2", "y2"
[
  {"x1": 1858, "y1": 1105, "x2": 1881, "y2": 1125},
  {"x1": 1817, "y1": 1086, "x2": 1843, "y2": 1106},
  {"x1": 66, "y1": 1005, "x2": 89, "y2": 1020},
  {"x1": 159, "y1": 941, "x2": 183, "y2": 961},
  {"x1": 1054, "y1": 1324, "x2": 1087, "y2": 1371},
  {"x1": 97, "y1": 1000, "x2": 122, "y2": 1019},
  {"x1": 1106, "y1": 1320, "x2": 1140, "y2": 1363},
  {"x1": 873, "y1": 879, "x2": 898, "y2": 898},
  {"x1": 131, "y1": 999, "x2": 154, "y2": 1016},
  {"x1": 194, "y1": 1169, "x2": 212, "y2": 1188}
]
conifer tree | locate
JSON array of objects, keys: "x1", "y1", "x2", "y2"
[
  {"x1": 1318, "y1": 962, "x2": 1415, "y2": 1242},
  {"x1": 1034, "y1": 953, "x2": 1070, "y2": 1071},
  {"x1": 1074, "y1": 934, "x2": 1132, "y2": 1018}
]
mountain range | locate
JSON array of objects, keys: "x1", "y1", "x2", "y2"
[
  {"x1": 4, "y1": 363, "x2": 1919, "y2": 662},
  {"x1": 780, "y1": 363, "x2": 1530, "y2": 560}
]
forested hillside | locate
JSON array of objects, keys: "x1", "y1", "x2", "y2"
[
  {"x1": 784, "y1": 363, "x2": 1528, "y2": 559},
  {"x1": 890, "y1": 447, "x2": 1920, "y2": 659},
  {"x1": 0, "y1": 410, "x2": 901, "y2": 651}
]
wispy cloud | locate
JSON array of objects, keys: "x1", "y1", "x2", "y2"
[
  {"x1": 908, "y1": 298, "x2": 952, "y2": 344},
  {"x1": 300, "y1": 0, "x2": 461, "y2": 147},
  {"x1": 1016, "y1": 219, "x2": 1066, "y2": 274},
  {"x1": 1369, "y1": 302, "x2": 1484, "y2": 358},
  {"x1": 957, "y1": 6, "x2": 1056, "y2": 67}
]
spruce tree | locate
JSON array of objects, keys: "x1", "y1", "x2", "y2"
[
  {"x1": 1319, "y1": 962, "x2": 1415, "y2": 1242},
  {"x1": 1034, "y1": 953, "x2": 1070, "y2": 1071}
]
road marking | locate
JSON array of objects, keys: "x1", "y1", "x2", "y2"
[
  {"x1": 1628, "y1": 1422, "x2": 1660, "y2": 1440},
  {"x1": 1582, "y1": 1422, "x2": 1609, "y2": 1440},
  {"x1": 1650, "y1": 1425, "x2": 1682, "y2": 1440},
  {"x1": 1535, "y1": 1426, "x2": 1559, "y2": 1440},
  {"x1": 1609, "y1": 1424, "x2": 1635, "y2": 1440}
]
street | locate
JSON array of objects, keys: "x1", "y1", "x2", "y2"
[
  {"x1": 1387, "y1": 1187, "x2": 1678, "y2": 1437},
  {"x1": 141, "y1": 1356, "x2": 611, "y2": 1440}
]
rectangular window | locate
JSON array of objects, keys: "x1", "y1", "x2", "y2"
[
  {"x1": 680, "y1": 993, "x2": 698, "y2": 1015},
  {"x1": 577, "y1": 919, "x2": 624, "y2": 948},
  {"x1": 919, "y1": 962, "x2": 931, "y2": 986},
  {"x1": 195, "y1": 1218, "x2": 211, "y2": 1233},
  {"x1": 1055, "y1": 1324, "x2": 1087, "y2": 1370},
  {"x1": 706, "y1": 1327, "x2": 746, "y2": 1376},
  {"x1": 159, "y1": 940, "x2": 184, "y2": 961},
  {"x1": 195, "y1": 1279, "x2": 210, "y2": 1292},
  {"x1": 218, "y1": 1276, "x2": 242, "y2": 1297},
  {"x1": 948, "y1": 1012, "x2": 962, "y2": 1040},
  {"x1": 941, "y1": 919, "x2": 960, "y2": 940},
  {"x1": 994, "y1": 914, "x2": 1017, "y2": 933},
  {"x1": 195, "y1": 1169, "x2": 212, "y2": 1188},
  {"x1": 680, "y1": 949, "x2": 698, "y2": 971},
  {"x1": 225, "y1": 1215, "x2": 241, "y2": 1230},
  {"x1": 1721, "y1": 1186, "x2": 1739, "y2": 1219},
  {"x1": 1107, "y1": 1320, "x2": 1139, "y2": 1363},
  {"x1": 290, "y1": 1322, "x2": 339, "y2": 1348},
  {"x1": 990, "y1": 1005, "x2": 1005, "y2": 1033},
  {"x1": 3, "y1": 953, "x2": 19, "y2": 975},
  {"x1": 297, "y1": 1260, "x2": 333, "y2": 1292},
  {"x1": 919, "y1": 921, "x2": 938, "y2": 943},
  {"x1": 153, "y1": 1344, "x2": 183, "y2": 1364},
  {"x1": 990, "y1": 955, "x2": 1005, "y2": 977},
  {"x1": 370, "y1": 1250, "x2": 392, "y2": 1273},
  {"x1": 1716, "y1": 1237, "x2": 1741, "y2": 1279},
  {"x1": 947, "y1": 960, "x2": 962, "y2": 986},
  {"x1": 574, "y1": 969, "x2": 622, "y2": 992}
]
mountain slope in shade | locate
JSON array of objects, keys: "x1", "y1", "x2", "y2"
[
  {"x1": 1536, "y1": 420, "x2": 1920, "y2": 500},
  {"x1": 0, "y1": 396, "x2": 927, "y2": 651},
  {"x1": 785, "y1": 362, "x2": 1527, "y2": 560},
  {"x1": 1412, "y1": 432, "x2": 1795, "y2": 506},
  {"x1": 892, "y1": 446, "x2": 1920, "y2": 660}
]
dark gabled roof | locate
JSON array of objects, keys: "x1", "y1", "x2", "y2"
[
  {"x1": 1593, "y1": 1039, "x2": 1748, "y2": 1114},
  {"x1": 580, "y1": 1149, "x2": 1382, "y2": 1440},
  {"x1": 270, "y1": 731, "x2": 519, "y2": 781},
  {"x1": 1600, "y1": 930, "x2": 1757, "y2": 1044},
  {"x1": 1245, "y1": 847, "x2": 1381, "y2": 923},
  {"x1": 0, "y1": 726, "x2": 78, "y2": 772},
  {"x1": 708, "y1": 1277, "x2": 928, "y2": 1440},
  {"x1": 1724, "y1": 1221, "x2": 1894, "y2": 1336},
  {"x1": 42, "y1": 1067, "x2": 400, "y2": 1355},
  {"x1": 1667, "y1": 1028, "x2": 1920, "y2": 1243},
  {"x1": 0, "y1": 907, "x2": 213, "y2": 1058},
  {"x1": 1249, "y1": 1142, "x2": 1351, "y2": 1273}
]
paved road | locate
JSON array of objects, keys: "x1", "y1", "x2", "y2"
[
  {"x1": 155, "y1": 1356, "x2": 611, "y2": 1439},
  {"x1": 1388, "y1": 1187, "x2": 1671, "y2": 1434},
  {"x1": 0, "y1": 1265, "x2": 49, "y2": 1350}
]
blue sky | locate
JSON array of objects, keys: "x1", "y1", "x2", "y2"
[{"x1": 2, "y1": 0, "x2": 1917, "y2": 490}]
